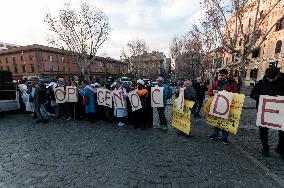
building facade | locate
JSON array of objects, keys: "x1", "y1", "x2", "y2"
[
  {"x1": 0, "y1": 42, "x2": 20, "y2": 51},
  {"x1": 0, "y1": 44, "x2": 127, "y2": 81},
  {"x1": 130, "y1": 51, "x2": 171, "y2": 80},
  {"x1": 223, "y1": 0, "x2": 284, "y2": 86}
]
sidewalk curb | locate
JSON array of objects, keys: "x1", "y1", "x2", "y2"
[{"x1": 233, "y1": 143, "x2": 284, "y2": 188}]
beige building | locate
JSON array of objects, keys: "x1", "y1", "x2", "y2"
[
  {"x1": 223, "y1": 0, "x2": 284, "y2": 86},
  {"x1": 129, "y1": 51, "x2": 170, "y2": 80}
]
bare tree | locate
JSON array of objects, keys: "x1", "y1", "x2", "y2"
[
  {"x1": 201, "y1": 0, "x2": 283, "y2": 76},
  {"x1": 121, "y1": 39, "x2": 149, "y2": 77},
  {"x1": 170, "y1": 26, "x2": 207, "y2": 81},
  {"x1": 44, "y1": 1, "x2": 111, "y2": 79}
]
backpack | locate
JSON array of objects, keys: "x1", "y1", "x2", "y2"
[{"x1": 165, "y1": 84, "x2": 172, "y2": 100}]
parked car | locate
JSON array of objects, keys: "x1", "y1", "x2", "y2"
[{"x1": 0, "y1": 71, "x2": 20, "y2": 112}]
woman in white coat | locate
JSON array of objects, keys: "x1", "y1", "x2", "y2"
[{"x1": 113, "y1": 81, "x2": 128, "y2": 127}]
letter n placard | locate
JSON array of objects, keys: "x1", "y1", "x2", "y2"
[
  {"x1": 256, "y1": 95, "x2": 284, "y2": 131},
  {"x1": 209, "y1": 91, "x2": 234, "y2": 119}
]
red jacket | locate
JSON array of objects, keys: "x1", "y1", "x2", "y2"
[{"x1": 208, "y1": 80, "x2": 238, "y2": 96}]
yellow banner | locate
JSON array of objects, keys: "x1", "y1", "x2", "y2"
[
  {"x1": 172, "y1": 99, "x2": 195, "y2": 135},
  {"x1": 203, "y1": 93, "x2": 245, "y2": 134}
]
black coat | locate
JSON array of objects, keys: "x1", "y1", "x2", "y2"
[
  {"x1": 193, "y1": 82, "x2": 207, "y2": 100},
  {"x1": 250, "y1": 76, "x2": 284, "y2": 109}
]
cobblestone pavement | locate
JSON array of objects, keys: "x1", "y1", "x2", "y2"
[{"x1": 0, "y1": 99, "x2": 283, "y2": 187}]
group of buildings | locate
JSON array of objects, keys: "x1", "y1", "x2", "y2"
[
  {"x1": 0, "y1": 42, "x2": 171, "y2": 82},
  {"x1": 0, "y1": 42, "x2": 128, "y2": 82},
  {"x1": 175, "y1": 0, "x2": 284, "y2": 86}
]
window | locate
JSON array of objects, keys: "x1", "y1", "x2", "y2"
[
  {"x1": 269, "y1": 60, "x2": 279, "y2": 68},
  {"x1": 21, "y1": 55, "x2": 24, "y2": 61},
  {"x1": 250, "y1": 68, "x2": 258, "y2": 79},
  {"x1": 22, "y1": 65, "x2": 26, "y2": 73},
  {"x1": 239, "y1": 38, "x2": 243, "y2": 46},
  {"x1": 5, "y1": 57, "x2": 8, "y2": 64},
  {"x1": 275, "y1": 40, "x2": 282, "y2": 54},
  {"x1": 61, "y1": 56, "x2": 64, "y2": 63},
  {"x1": 12, "y1": 57, "x2": 16, "y2": 64},
  {"x1": 244, "y1": 35, "x2": 250, "y2": 44},
  {"x1": 252, "y1": 47, "x2": 260, "y2": 58},
  {"x1": 275, "y1": 17, "x2": 284, "y2": 31},
  {"x1": 49, "y1": 55, "x2": 53, "y2": 62},
  {"x1": 256, "y1": 29, "x2": 261, "y2": 39},
  {"x1": 259, "y1": 10, "x2": 263, "y2": 19},
  {"x1": 31, "y1": 65, "x2": 35, "y2": 73},
  {"x1": 248, "y1": 18, "x2": 251, "y2": 28},
  {"x1": 29, "y1": 54, "x2": 33, "y2": 60},
  {"x1": 14, "y1": 65, "x2": 18, "y2": 74}
]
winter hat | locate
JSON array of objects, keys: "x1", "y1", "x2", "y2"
[{"x1": 137, "y1": 79, "x2": 145, "y2": 86}]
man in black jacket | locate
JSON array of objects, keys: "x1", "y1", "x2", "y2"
[
  {"x1": 34, "y1": 81, "x2": 49, "y2": 123},
  {"x1": 250, "y1": 67, "x2": 284, "y2": 160},
  {"x1": 193, "y1": 78, "x2": 207, "y2": 117}
]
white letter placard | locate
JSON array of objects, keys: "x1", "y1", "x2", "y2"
[
  {"x1": 209, "y1": 91, "x2": 234, "y2": 119},
  {"x1": 54, "y1": 87, "x2": 66, "y2": 103},
  {"x1": 151, "y1": 87, "x2": 164, "y2": 108},
  {"x1": 256, "y1": 95, "x2": 284, "y2": 131},
  {"x1": 128, "y1": 90, "x2": 142, "y2": 112}
]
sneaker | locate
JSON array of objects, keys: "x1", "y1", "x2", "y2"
[
  {"x1": 118, "y1": 122, "x2": 125, "y2": 127},
  {"x1": 43, "y1": 119, "x2": 49, "y2": 124},
  {"x1": 162, "y1": 126, "x2": 168, "y2": 130},
  {"x1": 275, "y1": 148, "x2": 284, "y2": 160},
  {"x1": 221, "y1": 138, "x2": 229, "y2": 145},
  {"x1": 209, "y1": 134, "x2": 219, "y2": 140},
  {"x1": 194, "y1": 114, "x2": 201, "y2": 118},
  {"x1": 36, "y1": 118, "x2": 44, "y2": 123}
]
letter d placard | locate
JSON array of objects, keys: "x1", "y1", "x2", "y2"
[{"x1": 209, "y1": 91, "x2": 234, "y2": 119}]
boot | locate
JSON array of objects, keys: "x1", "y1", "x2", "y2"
[{"x1": 262, "y1": 144, "x2": 269, "y2": 157}]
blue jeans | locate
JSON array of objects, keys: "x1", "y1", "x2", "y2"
[
  {"x1": 36, "y1": 104, "x2": 48, "y2": 120},
  {"x1": 194, "y1": 99, "x2": 203, "y2": 115},
  {"x1": 213, "y1": 127, "x2": 229, "y2": 139}
]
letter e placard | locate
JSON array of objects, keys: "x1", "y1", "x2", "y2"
[{"x1": 256, "y1": 95, "x2": 284, "y2": 131}]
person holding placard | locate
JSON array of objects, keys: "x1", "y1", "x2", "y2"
[
  {"x1": 250, "y1": 67, "x2": 284, "y2": 159},
  {"x1": 156, "y1": 77, "x2": 172, "y2": 130},
  {"x1": 133, "y1": 79, "x2": 148, "y2": 130},
  {"x1": 79, "y1": 80, "x2": 96, "y2": 123},
  {"x1": 193, "y1": 78, "x2": 207, "y2": 118},
  {"x1": 208, "y1": 69, "x2": 238, "y2": 145},
  {"x1": 113, "y1": 81, "x2": 128, "y2": 127},
  {"x1": 175, "y1": 80, "x2": 196, "y2": 137}
]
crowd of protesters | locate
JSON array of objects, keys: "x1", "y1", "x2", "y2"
[{"x1": 2, "y1": 67, "x2": 283, "y2": 160}]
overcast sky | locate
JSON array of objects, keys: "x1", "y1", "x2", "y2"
[{"x1": 0, "y1": 0, "x2": 203, "y2": 59}]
